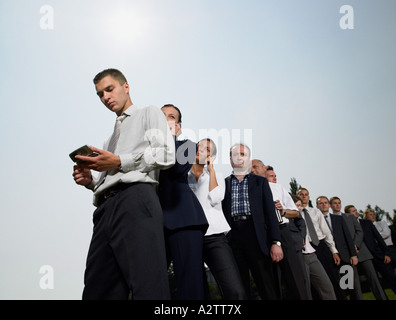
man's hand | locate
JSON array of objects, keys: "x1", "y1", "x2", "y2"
[
  {"x1": 333, "y1": 253, "x2": 341, "y2": 266},
  {"x1": 350, "y1": 256, "x2": 358, "y2": 267},
  {"x1": 72, "y1": 165, "x2": 93, "y2": 186},
  {"x1": 384, "y1": 255, "x2": 391, "y2": 264},
  {"x1": 75, "y1": 146, "x2": 121, "y2": 172},
  {"x1": 270, "y1": 244, "x2": 284, "y2": 263}
]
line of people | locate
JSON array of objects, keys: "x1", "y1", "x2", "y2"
[{"x1": 72, "y1": 68, "x2": 395, "y2": 300}]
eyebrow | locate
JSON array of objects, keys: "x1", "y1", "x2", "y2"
[{"x1": 97, "y1": 85, "x2": 115, "y2": 96}]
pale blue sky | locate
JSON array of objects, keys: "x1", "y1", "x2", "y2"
[{"x1": 0, "y1": 0, "x2": 395, "y2": 299}]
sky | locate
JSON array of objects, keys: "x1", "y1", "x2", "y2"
[{"x1": 0, "y1": 0, "x2": 395, "y2": 299}]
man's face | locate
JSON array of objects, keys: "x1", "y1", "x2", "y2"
[
  {"x1": 266, "y1": 170, "x2": 277, "y2": 183},
  {"x1": 196, "y1": 140, "x2": 212, "y2": 165},
  {"x1": 295, "y1": 200, "x2": 302, "y2": 211},
  {"x1": 317, "y1": 197, "x2": 330, "y2": 214},
  {"x1": 161, "y1": 106, "x2": 181, "y2": 136},
  {"x1": 251, "y1": 160, "x2": 267, "y2": 177},
  {"x1": 366, "y1": 211, "x2": 376, "y2": 222},
  {"x1": 297, "y1": 189, "x2": 310, "y2": 206},
  {"x1": 330, "y1": 199, "x2": 342, "y2": 213},
  {"x1": 230, "y1": 145, "x2": 250, "y2": 171},
  {"x1": 95, "y1": 75, "x2": 129, "y2": 116},
  {"x1": 348, "y1": 206, "x2": 359, "y2": 218}
]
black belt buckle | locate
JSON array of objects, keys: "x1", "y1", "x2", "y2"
[{"x1": 232, "y1": 215, "x2": 250, "y2": 222}]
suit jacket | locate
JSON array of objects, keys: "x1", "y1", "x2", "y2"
[
  {"x1": 288, "y1": 213, "x2": 306, "y2": 251},
  {"x1": 158, "y1": 138, "x2": 208, "y2": 231},
  {"x1": 359, "y1": 218, "x2": 390, "y2": 261},
  {"x1": 343, "y1": 213, "x2": 373, "y2": 262},
  {"x1": 222, "y1": 173, "x2": 281, "y2": 257},
  {"x1": 329, "y1": 214, "x2": 357, "y2": 263}
]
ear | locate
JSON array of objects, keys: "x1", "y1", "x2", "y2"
[
  {"x1": 124, "y1": 82, "x2": 130, "y2": 94},
  {"x1": 175, "y1": 123, "x2": 182, "y2": 136}
]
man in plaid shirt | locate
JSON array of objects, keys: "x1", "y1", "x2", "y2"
[{"x1": 222, "y1": 143, "x2": 283, "y2": 299}]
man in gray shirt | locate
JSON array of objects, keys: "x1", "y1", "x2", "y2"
[{"x1": 72, "y1": 68, "x2": 175, "y2": 300}]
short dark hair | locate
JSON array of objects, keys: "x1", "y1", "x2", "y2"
[
  {"x1": 93, "y1": 68, "x2": 127, "y2": 85},
  {"x1": 162, "y1": 104, "x2": 182, "y2": 124},
  {"x1": 291, "y1": 194, "x2": 302, "y2": 204},
  {"x1": 316, "y1": 195, "x2": 329, "y2": 204},
  {"x1": 329, "y1": 196, "x2": 341, "y2": 205},
  {"x1": 266, "y1": 165, "x2": 274, "y2": 171},
  {"x1": 344, "y1": 205, "x2": 355, "y2": 214}
]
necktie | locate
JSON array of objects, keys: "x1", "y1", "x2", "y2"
[
  {"x1": 325, "y1": 215, "x2": 333, "y2": 233},
  {"x1": 107, "y1": 114, "x2": 126, "y2": 154},
  {"x1": 95, "y1": 114, "x2": 126, "y2": 189},
  {"x1": 303, "y1": 208, "x2": 320, "y2": 246}
]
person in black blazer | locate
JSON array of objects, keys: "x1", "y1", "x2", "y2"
[
  {"x1": 316, "y1": 196, "x2": 362, "y2": 299},
  {"x1": 158, "y1": 105, "x2": 208, "y2": 299},
  {"x1": 359, "y1": 217, "x2": 396, "y2": 294},
  {"x1": 222, "y1": 143, "x2": 283, "y2": 300}
]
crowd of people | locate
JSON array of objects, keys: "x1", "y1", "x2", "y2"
[{"x1": 72, "y1": 68, "x2": 396, "y2": 300}]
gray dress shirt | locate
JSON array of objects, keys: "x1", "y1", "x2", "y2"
[{"x1": 89, "y1": 105, "x2": 175, "y2": 205}]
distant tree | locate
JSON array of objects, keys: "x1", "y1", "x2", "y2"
[{"x1": 289, "y1": 177, "x2": 301, "y2": 196}]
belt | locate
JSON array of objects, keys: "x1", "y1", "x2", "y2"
[
  {"x1": 97, "y1": 183, "x2": 135, "y2": 206},
  {"x1": 232, "y1": 215, "x2": 252, "y2": 222}
]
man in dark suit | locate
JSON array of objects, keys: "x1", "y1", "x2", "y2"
[
  {"x1": 158, "y1": 105, "x2": 208, "y2": 299},
  {"x1": 359, "y1": 216, "x2": 396, "y2": 295},
  {"x1": 344, "y1": 205, "x2": 388, "y2": 300},
  {"x1": 316, "y1": 196, "x2": 362, "y2": 299},
  {"x1": 222, "y1": 143, "x2": 283, "y2": 300}
]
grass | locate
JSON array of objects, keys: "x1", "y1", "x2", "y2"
[{"x1": 363, "y1": 288, "x2": 396, "y2": 300}]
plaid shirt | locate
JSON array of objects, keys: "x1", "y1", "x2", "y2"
[{"x1": 231, "y1": 174, "x2": 251, "y2": 217}]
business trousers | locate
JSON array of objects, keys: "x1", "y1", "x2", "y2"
[
  {"x1": 203, "y1": 233, "x2": 247, "y2": 300},
  {"x1": 230, "y1": 219, "x2": 279, "y2": 300},
  {"x1": 83, "y1": 183, "x2": 170, "y2": 300},
  {"x1": 278, "y1": 224, "x2": 311, "y2": 300},
  {"x1": 165, "y1": 226, "x2": 205, "y2": 300},
  {"x1": 303, "y1": 252, "x2": 336, "y2": 300},
  {"x1": 358, "y1": 259, "x2": 388, "y2": 300},
  {"x1": 313, "y1": 240, "x2": 347, "y2": 300}
]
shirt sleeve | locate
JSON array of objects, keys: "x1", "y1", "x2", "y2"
[
  {"x1": 207, "y1": 172, "x2": 225, "y2": 207},
  {"x1": 119, "y1": 106, "x2": 175, "y2": 172}
]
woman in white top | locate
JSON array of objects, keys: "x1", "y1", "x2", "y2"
[{"x1": 188, "y1": 138, "x2": 246, "y2": 299}]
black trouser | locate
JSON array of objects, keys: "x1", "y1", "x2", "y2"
[
  {"x1": 230, "y1": 219, "x2": 279, "y2": 300},
  {"x1": 203, "y1": 233, "x2": 247, "y2": 300},
  {"x1": 165, "y1": 226, "x2": 205, "y2": 300},
  {"x1": 278, "y1": 224, "x2": 311, "y2": 300},
  {"x1": 82, "y1": 183, "x2": 170, "y2": 300},
  {"x1": 313, "y1": 240, "x2": 347, "y2": 300},
  {"x1": 372, "y1": 257, "x2": 396, "y2": 294}
]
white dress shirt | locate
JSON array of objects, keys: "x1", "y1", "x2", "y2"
[
  {"x1": 303, "y1": 206, "x2": 338, "y2": 254},
  {"x1": 188, "y1": 168, "x2": 230, "y2": 236},
  {"x1": 268, "y1": 182, "x2": 298, "y2": 224},
  {"x1": 374, "y1": 220, "x2": 394, "y2": 246},
  {"x1": 89, "y1": 105, "x2": 175, "y2": 205}
]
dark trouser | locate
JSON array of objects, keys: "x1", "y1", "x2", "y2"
[
  {"x1": 230, "y1": 219, "x2": 279, "y2": 300},
  {"x1": 278, "y1": 224, "x2": 311, "y2": 300},
  {"x1": 313, "y1": 240, "x2": 347, "y2": 300},
  {"x1": 358, "y1": 259, "x2": 388, "y2": 300},
  {"x1": 372, "y1": 257, "x2": 396, "y2": 294},
  {"x1": 82, "y1": 183, "x2": 170, "y2": 300},
  {"x1": 165, "y1": 226, "x2": 205, "y2": 300},
  {"x1": 203, "y1": 233, "x2": 247, "y2": 300}
]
